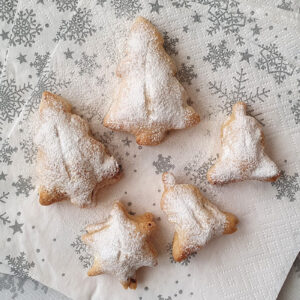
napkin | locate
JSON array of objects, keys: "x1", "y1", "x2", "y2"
[{"x1": 0, "y1": 0, "x2": 300, "y2": 299}]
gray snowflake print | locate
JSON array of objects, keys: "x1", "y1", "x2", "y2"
[
  {"x1": 177, "y1": 62, "x2": 197, "y2": 85},
  {"x1": 12, "y1": 175, "x2": 35, "y2": 197},
  {"x1": 53, "y1": 0, "x2": 78, "y2": 12},
  {"x1": 0, "y1": 273, "x2": 48, "y2": 299},
  {"x1": 75, "y1": 52, "x2": 101, "y2": 76},
  {"x1": 30, "y1": 52, "x2": 50, "y2": 76},
  {"x1": 170, "y1": 0, "x2": 197, "y2": 8},
  {"x1": 97, "y1": 0, "x2": 107, "y2": 7},
  {"x1": 208, "y1": 68, "x2": 269, "y2": 115},
  {"x1": 277, "y1": 0, "x2": 294, "y2": 11},
  {"x1": 71, "y1": 235, "x2": 93, "y2": 269},
  {"x1": 0, "y1": 78, "x2": 32, "y2": 124},
  {"x1": 23, "y1": 71, "x2": 71, "y2": 120},
  {"x1": 54, "y1": 8, "x2": 96, "y2": 45},
  {"x1": 163, "y1": 31, "x2": 179, "y2": 56},
  {"x1": 0, "y1": 252, "x2": 36, "y2": 298},
  {"x1": 10, "y1": 9, "x2": 43, "y2": 47},
  {"x1": 153, "y1": 154, "x2": 175, "y2": 174},
  {"x1": 203, "y1": 40, "x2": 235, "y2": 72},
  {"x1": 167, "y1": 243, "x2": 196, "y2": 266},
  {"x1": 271, "y1": 171, "x2": 299, "y2": 202},
  {"x1": 0, "y1": 140, "x2": 18, "y2": 165},
  {"x1": 158, "y1": 295, "x2": 172, "y2": 300},
  {"x1": 194, "y1": 0, "x2": 249, "y2": 46},
  {"x1": 0, "y1": 191, "x2": 9, "y2": 203},
  {"x1": 290, "y1": 99, "x2": 300, "y2": 124},
  {"x1": 0, "y1": 0, "x2": 18, "y2": 24},
  {"x1": 111, "y1": 0, "x2": 142, "y2": 19},
  {"x1": 20, "y1": 138, "x2": 38, "y2": 164},
  {"x1": 0, "y1": 211, "x2": 10, "y2": 225},
  {"x1": 184, "y1": 155, "x2": 216, "y2": 192},
  {"x1": 256, "y1": 43, "x2": 296, "y2": 84}
]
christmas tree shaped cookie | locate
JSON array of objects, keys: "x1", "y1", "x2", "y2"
[
  {"x1": 35, "y1": 91, "x2": 120, "y2": 207},
  {"x1": 103, "y1": 17, "x2": 200, "y2": 145},
  {"x1": 161, "y1": 172, "x2": 238, "y2": 262},
  {"x1": 207, "y1": 102, "x2": 280, "y2": 184},
  {"x1": 82, "y1": 201, "x2": 157, "y2": 289}
]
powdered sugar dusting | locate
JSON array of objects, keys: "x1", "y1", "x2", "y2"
[
  {"x1": 208, "y1": 102, "x2": 280, "y2": 184},
  {"x1": 104, "y1": 17, "x2": 199, "y2": 135},
  {"x1": 86, "y1": 203, "x2": 157, "y2": 283},
  {"x1": 34, "y1": 92, "x2": 119, "y2": 207},
  {"x1": 162, "y1": 173, "x2": 227, "y2": 252}
]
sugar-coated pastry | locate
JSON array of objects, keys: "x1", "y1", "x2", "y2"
[
  {"x1": 103, "y1": 16, "x2": 200, "y2": 146},
  {"x1": 82, "y1": 201, "x2": 157, "y2": 289},
  {"x1": 161, "y1": 172, "x2": 238, "y2": 262},
  {"x1": 207, "y1": 102, "x2": 280, "y2": 185},
  {"x1": 35, "y1": 91, "x2": 120, "y2": 207}
]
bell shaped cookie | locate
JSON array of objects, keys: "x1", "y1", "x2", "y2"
[
  {"x1": 82, "y1": 201, "x2": 157, "y2": 289},
  {"x1": 35, "y1": 91, "x2": 120, "y2": 207},
  {"x1": 207, "y1": 102, "x2": 280, "y2": 185},
  {"x1": 161, "y1": 172, "x2": 238, "y2": 262},
  {"x1": 103, "y1": 17, "x2": 200, "y2": 145}
]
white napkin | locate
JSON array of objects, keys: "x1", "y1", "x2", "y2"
[{"x1": 1, "y1": 0, "x2": 300, "y2": 299}]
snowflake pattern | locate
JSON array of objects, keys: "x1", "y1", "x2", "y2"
[
  {"x1": 256, "y1": 43, "x2": 296, "y2": 84},
  {"x1": 208, "y1": 68, "x2": 269, "y2": 115},
  {"x1": 55, "y1": 8, "x2": 96, "y2": 45},
  {"x1": 0, "y1": 0, "x2": 18, "y2": 24},
  {"x1": 0, "y1": 79, "x2": 32, "y2": 124},
  {"x1": 177, "y1": 63, "x2": 197, "y2": 85},
  {"x1": 170, "y1": 0, "x2": 197, "y2": 8},
  {"x1": 30, "y1": 52, "x2": 50, "y2": 76},
  {"x1": 23, "y1": 71, "x2": 71, "y2": 120},
  {"x1": 153, "y1": 154, "x2": 175, "y2": 174},
  {"x1": 0, "y1": 212, "x2": 10, "y2": 225},
  {"x1": 12, "y1": 175, "x2": 35, "y2": 197},
  {"x1": 0, "y1": 274, "x2": 48, "y2": 299},
  {"x1": 184, "y1": 155, "x2": 216, "y2": 192},
  {"x1": 53, "y1": 0, "x2": 78, "y2": 12},
  {"x1": 167, "y1": 243, "x2": 196, "y2": 266},
  {"x1": 111, "y1": 0, "x2": 142, "y2": 19},
  {"x1": 203, "y1": 40, "x2": 235, "y2": 72},
  {"x1": 0, "y1": 253, "x2": 38, "y2": 298},
  {"x1": 10, "y1": 9, "x2": 43, "y2": 47},
  {"x1": 290, "y1": 99, "x2": 300, "y2": 124},
  {"x1": 0, "y1": 192, "x2": 9, "y2": 203},
  {"x1": 158, "y1": 295, "x2": 172, "y2": 300},
  {"x1": 20, "y1": 138, "x2": 38, "y2": 164},
  {"x1": 75, "y1": 52, "x2": 101, "y2": 76},
  {"x1": 277, "y1": 0, "x2": 294, "y2": 11},
  {"x1": 163, "y1": 31, "x2": 179, "y2": 56},
  {"x1": 0, "y1": 140, "x2": 18, "y2": 165},
  {"x1": 271, "y1": 171, "x2": 299, "y2": 202},
  {"x1": 71, "y1": 235, "x2": 93, "y2": 269}
]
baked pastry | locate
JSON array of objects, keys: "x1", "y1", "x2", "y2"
[
  {"x1": 161, "y1": 172, "x2": 238, "y2": 262},
  {"x1": 35, "y1": 91, "x2": 120, "y2": 207},
  {"x1": 103, "y1": 16, "x2": 200, "y2": 146},
  {"x1": 207, "y1": 102, "x2": 280, "y2": 184},
  {"x1": 82, "y1": 201, "x2": 157, "y2": 289}
]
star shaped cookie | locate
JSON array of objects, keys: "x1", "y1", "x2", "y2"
[
  {"x1": 82, "y1": 202, "x2": 157, "y2": 289},
  {"x1": 161, "y1": 172, "x2": 238, "y2": 262},
  {"x1": 207, "y1": 102, "x2": 280, "y2": 184}
]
